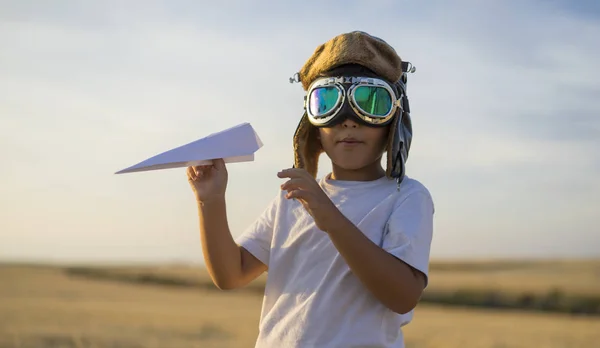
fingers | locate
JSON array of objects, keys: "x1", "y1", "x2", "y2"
[
  {"x1": 212, "y1": 158, "x2": 226, "y2": 171},
  {"x1": 187, "y1": 165, "x2": 212, "y2": 181},
  {"x1": 194, "y1": 165, "x2": 207, "y2": 176},
  {"x1": 187, "y1": 166, "x2": 197, "y2": 181},
  {"x1": 280, "y1": 178, "x2": 304, "y2": 192},
  {"x1": 279, "y1": 168, "x2": 320, "y2": 203},
  {"x1": 285, "y1": 188, "x2": 310, "y2": 200},
  {"x1": 277, "y1": 168, "x2": 310, "y2": 179}
]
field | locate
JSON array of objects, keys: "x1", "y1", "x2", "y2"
[{"x1": 1, "y1": 260, "x2": 599, "y2": 347}]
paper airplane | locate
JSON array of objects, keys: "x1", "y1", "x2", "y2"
[{"x1": 115, "y1": 122, "x2": 263, "y2": 174}]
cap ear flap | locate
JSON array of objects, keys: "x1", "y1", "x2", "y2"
[
  {"x1": 386, "y1": 114, "x2": 400, "y2": 178},
  {"x1": 387, "y1": 109, "x2": 413, "y2": 182},
  {"x1": 294, "y1": 114, "x2": 323, "y2": 178}
]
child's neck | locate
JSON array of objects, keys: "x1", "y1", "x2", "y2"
[{"x1": 329, "y1": 164, "x2": 386, "y2": 182}]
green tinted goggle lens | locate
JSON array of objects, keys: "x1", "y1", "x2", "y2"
[
  {"x1": 309, "y1": 85, "x2": 393, "y2": 118},
  {"x1": 309, "y1": 87, "x2": 339, "y2": 116},
  {"x1": 353, "y1": 86, "x2": 393, "y2": 116}
]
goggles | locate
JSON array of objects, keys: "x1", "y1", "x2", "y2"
[{"x1": 305, "y1": 76, "x2": 403, "y2": 127}]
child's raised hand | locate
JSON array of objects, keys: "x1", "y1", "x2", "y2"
[
  {"x1": 187, "y1": 159, "x2": 228, "y2": 204},
  {"x1": 277, "y1": 168, "x2": 341, "y2": 232}
]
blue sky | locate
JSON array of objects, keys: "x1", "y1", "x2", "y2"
[{"x1": 1, "y1": 0, "x2": 598, "y2": 264}]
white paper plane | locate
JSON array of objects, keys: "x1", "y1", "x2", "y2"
[{"x1": 115, "y1": 122, "x2": 263, "y2": 174}]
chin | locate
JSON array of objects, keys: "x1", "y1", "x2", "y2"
[{"x1": 331, "y1": 156, "x2": 371, "y2": 171}]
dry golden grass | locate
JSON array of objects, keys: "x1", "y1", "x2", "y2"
[
  {"x1": 63, "y1": 258, "x2": 600, "y2": 315},
  {"x1": 64, "y1": 258, "x2": 600, "y2": 296},
  {"x1": 0, "y1": 265, "x2": 262, "y2": 348},
  {"x1": 427, "y1": 259, "x2": 600, "y2": 297},
  {"x1": 1, "y1": 261, "x2": 599, "y2": 347}
]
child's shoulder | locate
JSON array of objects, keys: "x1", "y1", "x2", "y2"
[
  {"x1": 391, "y1": 176, "x2": 434, "y2": 210},
  {"x1": 398, "y1": 176, "x2": 432, "y2": 198}
]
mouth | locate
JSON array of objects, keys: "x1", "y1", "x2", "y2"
[{"x1": 337, "y1": 137, "x2": 363, "y2": 144}]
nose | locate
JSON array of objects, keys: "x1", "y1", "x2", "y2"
[
  {"x1": 335, "y1": 95, "x2": 360, "y2": 128},
  {"x1": 341, "y1": 117, "x2": 359, "y2": 128}
]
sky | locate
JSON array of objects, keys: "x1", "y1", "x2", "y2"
[{"x1": 1, "y1": 0, "x2": 598, "y2": 265}]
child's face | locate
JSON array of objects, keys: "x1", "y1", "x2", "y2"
[
  {"x1": 318, "y1": 118, "x2": 388, "y2": 173},
  {"x1": 313, "y1": 64, "x2": 391, "y2": 176}
]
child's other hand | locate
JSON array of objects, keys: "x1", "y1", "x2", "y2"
[
  {"x1": 278, "y1": 168, "x2": 341, "y2": 232},
  {"x1": 187, "y1": 159, "x2": 228, "y2": 204}
]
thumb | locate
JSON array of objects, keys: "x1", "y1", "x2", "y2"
[{"x1": 212, "y1": 158, "x2": 226, "y2": 171}]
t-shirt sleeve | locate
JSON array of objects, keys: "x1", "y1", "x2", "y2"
[
  {"x1": 234, "y1": 192, "x2": 280, "y2": 267},
  {"x1": 383, "y1": 189, "x2": 434, "y2": 287}
]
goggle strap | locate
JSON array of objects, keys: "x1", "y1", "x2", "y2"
[{"x1": 315, "y1": 76, "x2": 391, "y2": 86}]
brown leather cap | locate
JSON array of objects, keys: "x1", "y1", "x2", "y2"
[{"x1": 298, "y1": 31, "x2": 404, "y2": 90}]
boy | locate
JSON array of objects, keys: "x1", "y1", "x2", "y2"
[{"x1": 187, "y1": 31, "x2": 434, "y2": 348}]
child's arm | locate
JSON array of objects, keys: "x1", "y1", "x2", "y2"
[
  {"x1": 326, "y1": 196, "x2": 430, "y2": 314},
  {"x1": 188, "y1": 161, "x2": 267, "y2": 290},
  {"x1": 197, "y1": 198, "x2": 267, "y2": 290},
  {"x1": 279, "y1": 168, "x2": 433, "y2": 314}
]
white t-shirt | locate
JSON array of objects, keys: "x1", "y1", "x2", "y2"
[{"x1": 236, "y1": 173, "x2": 434, "y2": 348}]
